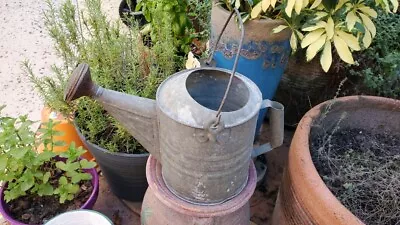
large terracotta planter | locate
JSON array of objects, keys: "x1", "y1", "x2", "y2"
[
  {"x1": 210, "y1": 1, "x2": 291, "y2": 135},
  {"x1": 38, "y1": 106, "x2": 94, "y2": 161},
  {"x1": 272, "y1": 96, "x2": 400, "y2": 225}
]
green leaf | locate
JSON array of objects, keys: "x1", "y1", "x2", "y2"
[
  {"x1": 322, "y1": 0, "x2": 338, "y2": 10},
  {"x1": 80, "y1": 159, "x2": 96, "y2": 169},
  {"x1": 53, "y1": 141, "x2": 66, "y2": 147},
  {"x1": 0, "y1": 155, "x2": 8, "y2": 171},
  {"x1": 67, "y1": 184, "x2": 80, "y2": 194},
  {"x1": 37, "y1": 151, "x2": 56, "y2": 162},
  {"x1": 56, "y1": 161, "x2": 80, "y2": 172},
  {"x1": 37, "y1": 183, "x2": 54, "y2": 196},
  {"x1": 9, "y1": 148, "x2": 29, "y2": 159},
  {"x1": 21, "y1": 176, "x2": 34, "y2": 191},
  {"x1": 43, "y1": 172, "x2": 51, "y2": 183},
  {"x1": 59, "y1": 176, "x2": 68, "y2": 185}
]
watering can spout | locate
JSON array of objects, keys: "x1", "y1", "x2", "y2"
[{"x1": 64, "y1": 63, "x2": 160, "y2": 159}]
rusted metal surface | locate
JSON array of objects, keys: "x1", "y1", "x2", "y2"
[
  {"x1": 141, "y1": 156, "x2": 256, "y2": 225},
  {"x1": 65, "y1": 64, "x2": 284, "y2": 204}
]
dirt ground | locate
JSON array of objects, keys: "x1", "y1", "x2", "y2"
[{"x1": 0, "y1": 0, "x2": 120, "y2": 125}]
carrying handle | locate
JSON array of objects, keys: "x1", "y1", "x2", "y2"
[
  {"x1": 251, "y1": 100, "x2": 285, "y2": 158},
  {"x1": 204, "y1": 7, "x2": 245, "y2": 137}
]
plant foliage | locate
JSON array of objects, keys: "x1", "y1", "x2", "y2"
[
  {"x1": 218, "y1": 0, "x2": 398, "y2": 72},
  {"x1": 135, "y1": 0, "x2": 211, "y2": 54},
  {"x1": 31, "y1": 0, "x2": 183, "y2": 154},
  {"x1": 0, "y1": 108, "x2": 96, "y2": 204},
  {"x1": 349, "y1": 11, "x2": 400, "y2": 98}
]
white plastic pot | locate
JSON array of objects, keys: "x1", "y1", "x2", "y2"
[{"x1": 44, "y1": 210, "x2": 113, "y2": 225}]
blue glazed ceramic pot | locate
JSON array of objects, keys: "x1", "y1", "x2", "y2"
[{"x1": 211, "y1": 3, "x2": 291, "y2": 135}]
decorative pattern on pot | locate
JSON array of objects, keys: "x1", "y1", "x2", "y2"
[
  {"x1": 64, "y1": 64, "x2": 285, "y2": 205},
  {"x1": 211, "y1": 3, "x2": 291, "y2": 135},
  {"x1": 141, "y1": 156, "x2": 256, "y2": 225},
  {"x1": 272, "y1": 96, "x2": 400, "y2": 225}
]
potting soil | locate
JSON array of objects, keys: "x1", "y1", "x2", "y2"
[
  {"x1": 7, "y1": 180, "x2": 93, "y2": 224},
  {"x1": 311, "y1": 128, "x2": 400, "y2": 225}
]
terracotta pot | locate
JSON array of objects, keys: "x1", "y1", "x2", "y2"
[
  {"x1": 141, "y1": 155, "x2": 257, "y2": 225},
  {"x1": 0, "y1": 161, "x2": 99, "y2": 225},
  {"x1": 272, "y1": 96, "x2": 400, "y2": 225},
  {"x1": 37, "y1": 106, "x2": 94, "y2": 161}
]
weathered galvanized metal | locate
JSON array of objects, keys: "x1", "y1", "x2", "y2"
[
  {"x1": 141, "y1": 155, "x2": 256, "y2": 225},
  {"x1": 65, "y1": 63, "x2": 284, "y2": 204}
]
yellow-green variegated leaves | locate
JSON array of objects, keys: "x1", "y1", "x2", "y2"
[
  {"x1": 345, "y1": 2, "x2": 378, "y2": 48},
  {"x1": 320, "y1": 41, "x2": 332, "y2": 72},
  {"x1": 333, "y1": 35, "x2": 354, "y2": 64},
  {"x1": 375, "y1": 0, "x2": 399, "y2": 12},
  {"x1": 251, "y1": 2, "x2": 263, "y2": 18},
  {"x1": 285, "y1": 0, "x2": 309, "y2": 17},
  {"x1": 251, "y1": 0, "x2": 280, "y2": 18}
]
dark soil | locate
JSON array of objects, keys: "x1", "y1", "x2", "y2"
[
  {"x1": 7, "y1": 180, "x2": 93, "y2": 224},
  {"x1": 311, "y1": 127, "x2": 400, "y2": 225}
]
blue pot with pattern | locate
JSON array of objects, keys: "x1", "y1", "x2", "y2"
[{"x1": 210, "y1": 3, "x2": 291, "y2": 135}]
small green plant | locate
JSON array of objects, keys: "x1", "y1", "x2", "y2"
[
  {"x1": 0, "y1": 107, "x2": 96, "y2": 204},
  {"x1": 218, "y1": 0, "x2": 398, "y2": 72},
  {"x1": 136, "y1": 0, "x2": 211, "y2": 54}
]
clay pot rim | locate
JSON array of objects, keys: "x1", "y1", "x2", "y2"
[
  {"x1": 74, "y1": 120, "x2": 150, "y2": 158},
  {"x1": 0, "y1": 159, "x2": 99, "y2": 225},
  {"x1": 146, "y1": 155, "x2": 256, "y2": 217},
  {"x1": 213, "y1": 0, "x2": 286, "y2": 25},
  {"x1": 289, "y1": 95, "x2": 400, "y2": 224}
]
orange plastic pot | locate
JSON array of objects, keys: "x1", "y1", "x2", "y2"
[
  {"x1": 37, "y1": 106, "x2": 94, "y2": 161},
  {"x1": 272, "y1": 96, "x2": 400, "y2": 225}
]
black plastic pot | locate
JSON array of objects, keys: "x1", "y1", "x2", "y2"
[
  {"x1": 75, "y1": 124, "x2": 149, "y2": 202},
  {"x1": 119, "y1": 0, "x2": 147, "y2": 28}
]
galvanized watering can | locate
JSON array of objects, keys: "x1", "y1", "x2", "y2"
[{"x1": 64, "y1": 9, "x2": 284, "y2": 205}]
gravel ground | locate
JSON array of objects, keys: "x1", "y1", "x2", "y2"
[{"x1": 0, "y1": 0, "x2": 120, "y2": 124}]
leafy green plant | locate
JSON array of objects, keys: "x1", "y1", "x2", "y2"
[
  {"x1": 136, "y1": 0, "x2": 211, "y2": 54},
  {"x1": 349, "y1": 11, "x2": 400, "y2": 98},
  {"x1": 0, "y1": 107, "x2": 96, "y2": 204},
  {"x1": 37, "y1": 0, "x2": 182, "y2": 154},
  {"x1": 218, "y1": 0, "x2": 398, "y2": 72}
]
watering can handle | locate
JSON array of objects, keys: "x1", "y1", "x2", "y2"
[
  {"x1": 206, "y1": 7, "x2": 245, "y2": 127},
  {"x1": 251, "y1": 100, "x2": 285, "y2": 158}
]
